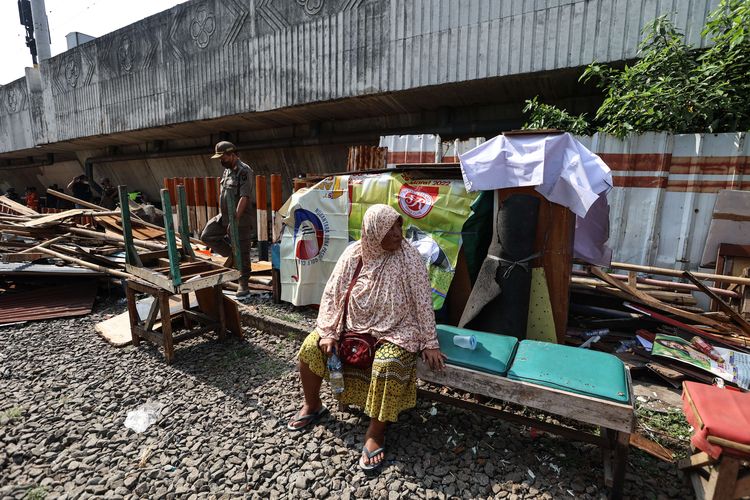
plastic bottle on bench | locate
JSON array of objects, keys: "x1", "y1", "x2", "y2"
[{"x1": 328, "y1": 349, "x2": 345, "y2": 396}]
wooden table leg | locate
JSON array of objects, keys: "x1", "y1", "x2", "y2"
[
  {"x1": 126, "y1": 284, "x2": 141, "y2": 346},
  {"x1": 609, "y1": 430, "x2": 630, "y2": 500},
  {"x1": 181, "y1": 293, "x2": 192, "y2": 329},
  {"x1": 707, "y1": 457, "x2": 739, "y2": 500},
  {"x1": 215, "y1": 285, "x2": 226, "y2": 340},
  {"x1": 159, "y1": 291, "x2": 174, "y2": 364}
]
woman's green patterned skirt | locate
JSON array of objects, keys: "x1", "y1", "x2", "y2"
[{"x1": 298, "y1": 330, "x2": 418, "y2": 423}]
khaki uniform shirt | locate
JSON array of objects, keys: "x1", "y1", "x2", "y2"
[{"x1": 219, "y1": 160, "x2": 254, "y2": 227}]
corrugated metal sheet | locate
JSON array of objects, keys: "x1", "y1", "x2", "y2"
[
  {"x1": 0, "y1": 281, "x2": 98, "y2": 324},
  {"x1": 577, "y1": 132, "x2": 750, "y2": 271}
]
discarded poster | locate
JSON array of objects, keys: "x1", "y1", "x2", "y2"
[{"x1": 652, "y1": 334, "x2": 750, "y2": 389}]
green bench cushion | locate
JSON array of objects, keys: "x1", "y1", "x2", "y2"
[
  {"x1": 507, "y1": 340, "x2": 630, "y2": 403},
  {"x1": 436, "y1": 325, "x2": 518, "y2": 376}
]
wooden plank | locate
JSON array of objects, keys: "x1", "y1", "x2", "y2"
[
  {"x1": 20, "y1": 209, "x2": 86, "y2": 227},
  {"x1": 706, "y1": 457, "x2": 740, "y2": 500},
  {"x1": 0, "y1": 195, "x2": 38, "y2": 215},
  {"x1": 118, "y1": 185, "x2": 142, "y2": 267},
  {"x1": 684, "y1": 271, "x2": 750, "y2": 335},
  {"x1": 678, "y1": 451, "x2": 715, "y2": 471},
  {"x1": 706, "y1": 436, "x2": 750, "y2": 454},
  {"x1": 179, "y1": 269, "x2": 241, "y2": 293},
  {"x1": 35, "y1": 247, "x2": 131, "y2": 279},
  {"x1": 590, "y1": 267, "x2": 735, "y2": 333},
  {"x1": 416, "y1": 361, "x2": 635, "y2": 433},
  {"x1": 193, "y1": 177, "x2": 208, "y2": 238},
  {"x1": 160, "y1": 188, "x2": 182, "y2": 287},
  {"x1": 610, "y1": 261, "x2": 750, "y2": 287},
  {"x1": 126, "y1": 265, "x2": 177, "y2": 293},
  {"x1": 195, "y1": 288, "x2": 241, "y2": 337},
  {"x1": 629, "y1": 433, "x2": 674, "y2": 462},
  {"x1": 177, "y1": 184, "x2": 196, "y2": 257},
  {"x1": 185, "y1": 177, "x2": 198, "y2": 238}
]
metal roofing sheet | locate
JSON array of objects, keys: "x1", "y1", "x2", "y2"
[{"x1": 0, "y1": 280, "x2": 98, "y2": 324}]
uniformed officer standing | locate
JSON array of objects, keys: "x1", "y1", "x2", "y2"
[{"x1": 201, "y1": 141, "x2": 254, "y2": 297}]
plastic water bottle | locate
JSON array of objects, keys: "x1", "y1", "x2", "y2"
[{"x1": 327, "y1": 350, "x2": 345, "y2": 396}]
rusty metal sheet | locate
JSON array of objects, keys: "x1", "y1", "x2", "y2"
[{"x1": 0, "y1": 280, "x2": 98, "y2": 324}]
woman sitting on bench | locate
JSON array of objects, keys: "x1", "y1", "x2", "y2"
[{"x1": 287, "y1": 204, "x2": 446, "y2": 471}]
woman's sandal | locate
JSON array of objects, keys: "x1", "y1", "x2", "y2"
[
  {"x1": 358, "y1": 445, "x2": 386, "y2": 471},
  {"x1": 286, "y1": 406, "x2": 329, "y2": 432}
]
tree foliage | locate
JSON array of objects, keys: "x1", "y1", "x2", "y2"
[
  {"x1": 522, "y1": 0, "x2": 750, "y2": 137},
  {"x1": 521, "y1": 97, "x2": 592, "y2": 136}
]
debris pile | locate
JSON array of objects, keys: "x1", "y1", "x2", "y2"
[{"x1": 569, "y1": 263, "x2": 750, "y2": 390}]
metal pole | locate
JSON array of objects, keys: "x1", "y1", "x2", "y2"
[{"x1": 30, "y1": 0, "x2": 50, "y2": 61}]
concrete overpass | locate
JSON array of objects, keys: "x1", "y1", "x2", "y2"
[{"x1": 0, "y1": 0, "x2": 719, "y2": 201}]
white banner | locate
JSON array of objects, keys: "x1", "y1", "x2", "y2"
[{"x1": 280, "y1": 177, "x2": 351, "y2": 305}]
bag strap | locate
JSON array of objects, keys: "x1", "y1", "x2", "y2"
[{"x1": 341, "y1": 258, "x2": 363, "y2": 335}]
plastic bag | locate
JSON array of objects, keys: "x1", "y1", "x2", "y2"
[{"x1": 124, "y1": 401, "x2": 164, "y2": 433}]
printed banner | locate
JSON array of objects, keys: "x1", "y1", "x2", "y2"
[
  {"x1": 280, "y1": 177, "x2": 350, "y2": 305},
  {"x1": 280, "y1": 173, "x2": 478, "y2": 307},
  {"x1": 652, "y1": 334, "x2": 750, "y2": 389},
  {"x1": 348, "y1": 173, "x2": 479, "y2": 309}
]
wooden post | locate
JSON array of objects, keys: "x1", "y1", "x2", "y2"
[
  {"x1": 256, "y1": 174, "x2": 268, "y2": 261},
  {"x1": 270, "y1": 173, "x2": 282, "y2": 243},
  {"x1": 118, "y1": 185, "x2": 142, "y2": 267},
  {"x1": 176, "y1": 185, "x2": 196, "y2": 258},
  {"x1": 185, "y1": 177, "x2": 198, "y2": 236},
  {"x1": 270, "y1": 173, "x2": 282, "y2": 304},
  {"x1": 193, "y1": 177, "x2": 208, "y2": 237},
  {"x1": 165, "y1": 178, "x2": 178, "y2": 231},
  {"x1": 160, "y1": 188, "x2": 182, "y2": 286},
  {"x1": 225, "y1": 190, "x2": 242, "y2": 272},
  {"x1": 205, "y1": 177, "x2": 219, "y2": 222}
]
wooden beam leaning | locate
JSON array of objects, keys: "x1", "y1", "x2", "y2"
[
  {"x1": 118, "y1": 185, "x2": 142, "y2": 267},
  {"x1": 176, "y1": 185, "x2": 196, "y2": 258},
  {"x1": 683, "y1": 271, "x2": 750, "y2": 335},
  {"x1": 35, "y1": 247, "x2": 132, "y2": 279},
  {"x1": 160, "y1": 188, "x2": 182, "y2": 287}
]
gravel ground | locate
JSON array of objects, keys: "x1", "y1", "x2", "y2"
[{"x1": 0, "y1": 297, "x2": 694, "y2": 499}]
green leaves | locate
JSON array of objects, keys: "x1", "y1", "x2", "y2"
[
  {"x1": 521, "y1": 96, "x2": 592, "y2": 136},
  {"x1": 522, "y1": 0, "x2": 750, "y2": 138}
]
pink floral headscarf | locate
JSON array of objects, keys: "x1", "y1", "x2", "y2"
[{"x1": 316, "y1": 204, "x2": 438, "y2": 352}]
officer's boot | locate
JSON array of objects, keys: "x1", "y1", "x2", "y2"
[{"x1": 236, "y1": 277, "x2": 250, "y2": 298}]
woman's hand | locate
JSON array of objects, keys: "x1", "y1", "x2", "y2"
[
  {"x1": 318, "y1": 338, "x2": 338, "y2": 357},
  {"x1": 421, "y1": 348, "x2": 447, "y2": 371}
]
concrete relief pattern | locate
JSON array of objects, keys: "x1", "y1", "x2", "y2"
[
  {"x1": 296, "y1": 0, "x2": 325, "y2": 16},
  {"x1": 221, "y1": 0, "x2": 249, "y2": 46},
  {"x1": 3, "y1": 85, "x2": 27, "y2": 114},
  {"x1": 64, "y1": 54, "x2": 82, "y2": 88},
  {"x1": 190, "y1": 5, "x2": 216, "y2": 49},
  {"x1": 118, "y1": 35, "x2": 136, "y2": 73},
  {"x1": 257, "y1": 0, "x2": 364, "y2": 34}
]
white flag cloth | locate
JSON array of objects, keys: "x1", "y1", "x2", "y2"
[
  {"x1": 459, "y1": 133, "x2": 614, "y2": 266},
  {"x1": 458, "y1": 132, "x2": 612, "y2": 218}
]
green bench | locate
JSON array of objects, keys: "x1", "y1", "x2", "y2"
[{"x1": 417, "y1": 325, "x2": 635, "y2": 499}]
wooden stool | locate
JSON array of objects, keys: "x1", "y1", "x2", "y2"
[
  {"x1": 679, "y1": 381, "x2": 750, "y2": 500},
  {"x1": 126, "y1": 279, "x2": 227, "y2": 364},
  {"x1": 119, "y1": 183, "x2": 242, "y2": 364}
]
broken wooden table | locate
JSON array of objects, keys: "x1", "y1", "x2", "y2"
[
  {"x1": 417, "y1": 361, "x2": 635, "y2": 499},
  {"x1": 120, "y1": 185, "x2": 241, "y2": 363}
]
